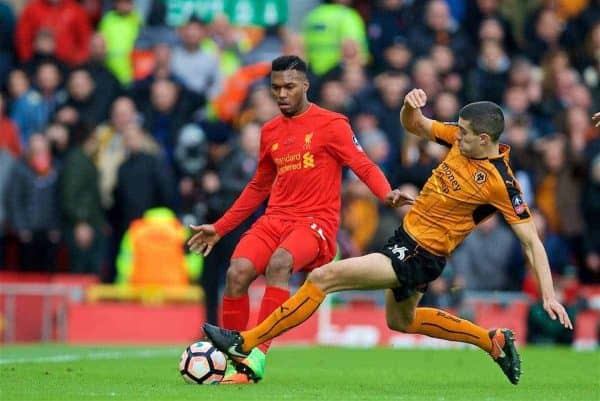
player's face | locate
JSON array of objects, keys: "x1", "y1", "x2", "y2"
[
  {"x1": 457, "y1": 118, "x2": 486, "y2": 158},
  {"x1": 270, "y1": 70, "x2": 309, "y2": 117}
]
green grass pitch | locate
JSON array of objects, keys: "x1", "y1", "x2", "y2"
[{"x1": 1, "y1": 344, "x2": 598, "y2": 401}]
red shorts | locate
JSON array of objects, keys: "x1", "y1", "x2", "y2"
[{"x1": 231, "y1": 215, "x2": 334, "y2": 275}]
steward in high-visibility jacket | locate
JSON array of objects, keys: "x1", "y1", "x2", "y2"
[{"x1": 116, "y1": 208, "x2": 202, "y2": 286}]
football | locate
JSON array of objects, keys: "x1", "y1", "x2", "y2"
[{"x1": 179, "y1": 341, "x2": 227, "y2": 384}]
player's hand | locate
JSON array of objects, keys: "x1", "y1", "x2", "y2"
[
  {"x1": 543, "y1": 298, "x2": 573, "y2": 330},
  {"x1": 187, "y1": 224, "x2": 222, "y2": 256},
  {"x1": 403, "y1": 88, "x2": 428, "y2": 109},
  {"x1": 385, "y1": 189, "x2": 415, "y2": 208},
  {"x1": 593, "y1": 112, "x2": 600, "y2": 127}
]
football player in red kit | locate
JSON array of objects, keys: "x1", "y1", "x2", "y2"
[{"x1": 188, "y1": 55, "x2": 413, "y2": 383}]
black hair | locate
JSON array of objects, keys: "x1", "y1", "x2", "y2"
[
  {"x1": 68, "y1": 121, "x2": 94, "y2": 147},
  {"x1": 458, "y1": 101, "x2": 504, "y2": 141},
  {"x1": 271, "y1": 55, "x2": 308, "y2": 74}
]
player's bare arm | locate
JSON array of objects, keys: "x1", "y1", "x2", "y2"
[
  {"x1": 188, "y1": 224, "x2": 222, "y2": 256},
  {"x1": 593, "y1": 112, "x2": 600, "y2": 127},
  {"x1": 400, "y1": 88, "x2": 435, "y2": 140},
  {"x1": 510, "y1": 220, "x2": 573, "y2": 330}
]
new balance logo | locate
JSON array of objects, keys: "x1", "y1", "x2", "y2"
[{"x1": 390, "y1": 245, "x2": 409, "y2": 261}]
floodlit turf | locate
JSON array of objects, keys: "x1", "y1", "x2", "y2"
[{"x1": 0, "y1": 344, "x2": 598, "y2": 401}]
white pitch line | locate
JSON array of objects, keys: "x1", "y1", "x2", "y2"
[{"x1": 0, "y1": 348, "x2": 181, "y2": 365}]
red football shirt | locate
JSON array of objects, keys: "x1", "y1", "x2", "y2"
[{"x1": 214, "y1": 104, "x2": 391, "y2": 252}]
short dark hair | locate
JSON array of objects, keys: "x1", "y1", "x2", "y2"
[
  {"x1": 459, "y1": 101, "x2": 504, "y2": 141},
  {"x1": 271, "y1": 55, "x2": 308, "y2": 74}
]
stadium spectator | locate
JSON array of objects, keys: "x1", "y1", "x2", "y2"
[
  {"x1": 429, "y1": 44, "x2": 462, "y2": 94},
  {"x1": 0, "y1": 149, "x2": 15, "y2": 267},
  {"x1": 15, "y1": 0, "x2": 92, "y2": 66},
  {"x1": 447, "y1": 214, "x2": 519, "y2": 291},
  {"x1": 533, "y1": 134, "x2": 585, "y2": 242},
  {"x1": 63, "y1": 68, "x2": 111, "y2": 127},
  {"x1": 236, "y1": 83, "x2": 281, "y2": 127},
  {"x1": 342, "y1": 178, "x2": 382, "y2": 254},
  {"x1": 527, "y1": 295, "x2": 577, "y2": 345},
  {"x1": 20, "y1": 29, "x2": 68, "y2": 78},
  {"x1": 132, "y1": 0, "x2": 177, "y2": 49},
  {"x1": 464, "y1": 0, "x2": 519, "y2": 53},
  {"x1": 318, "y1": 79, "x2": 351, "y2": 115},
  {"x1": 322, "y1": 38, "x2": 369, "y2": 82},
  {"x1": 82, "y1": 33, "x2": 123, "y2": 108},
  {"x1": 366, "y1": 0, "x2": 414, "y2": 68},
  {"x1": 44, "y1": 121, "x2": 70, "y2": 162},
  {"x1": 581, "y1": 154, "x2": 600, "y2": 284},
  {"x1": 337, "y1": 66, "x2": 370, "y2": 108},
  {"x1": 502, "y1": 116, "x2": 535, "y2": 205},
  {"x1": 130, "y1": 42, "x2": 178, "y2": 105},
  {"x1": 524, "y1": 8, "x2": 568, "y2": 64},
  {"x1": 59, "y1": 123, "x2": 106, "y2": 275},
  {"x1": 376, "y1": 35, "x2": 413, "y2": 75},
  {"x1": 204, "y1": 13, "x2": 252, "y2": 78},
  {"x1": 302, "y1": 0, "x2": 368, "y2": 76},
  {"x1": 170, "y1": 17, "x2": 223, "y2": 99},
  {"x1": 33, "y1": 62, "x2": 67, "y2": 129},
  {"x1": 367, "y1": 71, "x2": 410, "y2": 169},
  {"x1": 506, "y1": 57, "x2": 543, "y2": 109},
  {"x1": 572, "y1": 19, "x2": 600, "y2": 74},
  {"x1": 465, "y1": 40, "x2": 510, "y2": 104},
  {"x1": 501, "y1": 85, "x2": 544, "y2": 139},
  {"x1": 115, "y1": 207, "x2": 201, "y2": 286},
  {"x1": 98, "y1": 0, "x2": 142, "y2": 84},
  {"x1": 432, "y1": 91, "x2": 460, "y2": 122},
  {"x1": 354, "y1": 112, "x2": 391, "y2": 174},
  {"x1": 396, "y1": 134, "x2": 445, "y2": 189},
  {"x1": 94, "y1": 97, "x2": 139, "y2": 209},
  {"x1": 407, "y1": 0, "x2": 472, "y2": 71},
  {"x1": 410, "y1": 58, "x2": 441, "y2": 112},
  {"x1": 0, "y1": 92, "x2": 22, "y2": 158},
  {"x1": 111, "y1": 122, "x2": 172, "y2": 238},
  {"x1": 139, "y1": 78, "x2": 203, "y2": 168},
  {"x1": 6, "y1": 134, "x2": 62, "y2": 272},
  {"x1": 7, "y1": 69, "x2": 48, "y2": 145}
]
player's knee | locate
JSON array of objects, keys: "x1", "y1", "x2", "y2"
[
  {"x1": 386, "y1": 311, "x2": 415, "y2": 333},
  {"x1": 225, "y1": 261, "x2": 255, "y2": 295},
  {"x1": 306, "y1": 264, "x2": 335, "y2": 292},
  {"x1": 265, "y1": 251, "x2": 293, "y2": 281}
]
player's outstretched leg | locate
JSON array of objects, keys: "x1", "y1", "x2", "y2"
[{"x1": 489, "y1": 328, "x2": 521, "y2": 385}]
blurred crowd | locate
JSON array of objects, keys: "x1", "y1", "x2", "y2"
[{"x1": 0, "y1": 0, "x2": 598, "y2": 314}]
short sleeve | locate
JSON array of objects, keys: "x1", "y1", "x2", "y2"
[
  {"x1": 431, "y1": 121, "x2": 459, "y2": 148},
  {"x1": 489, "y1": 162, "x2": 532, "y2": 224}
]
